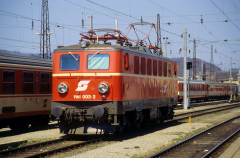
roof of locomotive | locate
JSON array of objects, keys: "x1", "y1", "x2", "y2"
[
  {"x1": 0, "y1": 52, "x2": 52, "y2": 67},
  {"x1": 54, "y1": 43, "x2": 176, "y2": 63}
]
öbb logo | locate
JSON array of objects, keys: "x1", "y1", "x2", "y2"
[{"x1": 75, "y1": 81, "x2": 90, "y2": 91}]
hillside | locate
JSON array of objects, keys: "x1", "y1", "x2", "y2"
[
  {"x1": 0, "y1": 49, "x2": 40, "y2": 58},
  {"x1": 171, "y1": 57, "x2": 222, "y2": 78}
]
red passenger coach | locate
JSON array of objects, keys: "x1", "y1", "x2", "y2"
[
  {"x1": 0, "y1": 53, "x2": 52, "y2": 130},
  {"x1": 51, "y1": 30, "x2": 178, "y2": 134},
  {"x1": 178, "y1": 79, "x2": 238, "y2": 103},
  {"x1": 178, "y1": 79, "x2": 206, "y2": 102}
]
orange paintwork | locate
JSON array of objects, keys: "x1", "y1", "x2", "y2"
[{"x1": 52, "y1": 50, "x2": 178, "y2": 102}]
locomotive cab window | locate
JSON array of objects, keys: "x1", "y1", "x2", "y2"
[
  {"x1": 60, "y1": 54, "x2": 79, "y2": 70},
  {"x1": 2, "y1": 70, "x2": 15, "y2": 94},
  {"x1": 23, "y1": 71, "x2": 34, "y2": 94},
  {"x1": 87, "y1": 54, "x2": 109, "y2": 70},
  {"x1": 40, "y1": 72, "x2": 50, "y2": 93}
]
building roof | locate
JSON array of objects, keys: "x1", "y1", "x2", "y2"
[{"x1": 215, "y1": 71, "x2": 238, "y2": 81}]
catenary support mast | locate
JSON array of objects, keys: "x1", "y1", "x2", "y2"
[{"x1": 40, "y1": 0, "x2": 51, "y2": 59}]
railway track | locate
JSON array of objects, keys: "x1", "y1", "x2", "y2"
[
  {"x1": 0, "y1": 136, "x2": 102, "y2": 158},
  {"x1": 1, "y1": 103, "x2": 239, "y2": 158},
  {"x1": 174, "y1": 100, "x2": 239, "y2": 110},
  {"x1": 172, "y1": 103, "x2": 240, "y2": 121},
  {"x1": 149, "y1": 115, "x2": 240, "y2": 158}
]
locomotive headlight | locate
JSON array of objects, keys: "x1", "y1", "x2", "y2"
[
  {"x1": 57, "y1": 82, "x2": 68, "y2": 94},
  {"x1": 98, "y1": 82, "x2": 109, "y2": 94}
]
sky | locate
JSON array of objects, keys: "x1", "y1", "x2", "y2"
[{"x1": 0, "y1": 0, "x2": 240, "y2": 71}]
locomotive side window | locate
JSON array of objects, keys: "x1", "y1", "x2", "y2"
[
  {"x1": 141, "y1": 57, "x2": 146, "y2": 75},
  {"x1": 40, "y1": 72, "x2": 50, "y2": 93},
  {"x1": 2, "y1": 70, "x2": 15, "y2": 94},
  {"x1": 168, "y1": 64, "x2": 171, "y2": 77},
  {"x1": 153, "y1": 60, "x2": 157, "y2": 76},
  {"x1": 147, "y1": 59, "x2": 152, "y2": 75},
  {"x1": 23, "y1": 71, "x2": 34, "y2": 94},
  {"x1": 134, "y1": 56, "x2": 139, "y2": 74},
  {"x1": 158, "y1": 61, "x2": 162, "y2": 76},
  {"x1": 124, "y1": 53, "x2": 129, "y2": 70},
  {"x1": 60, "y1": 54, "x2": 79, "y2": 70},
  {"x1": 87, "y1": 54, "x2": 109, "y2": 70},
  {"x1": 174, "y1": 64, "x2": 177, "y2": 76},
  {"x1": 163, "y1": 62, "x2": 167, "y2": 77}
]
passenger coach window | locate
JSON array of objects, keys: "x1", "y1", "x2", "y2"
[
  {"x1": 87, "y1": 54, "x2": 109, "y2": 70},
  {"x1": 40, "y1": 73, "x2": 50, "y2": 93},
  {"x1": 23, "y1": 71, "x2": 34, "y2": 93},
  {"x1": 2, "y1": 70, "x2": 15, "y2": 94},
  {"x1": 60, "y1": 54, "x2": 79, "y2": 70}
]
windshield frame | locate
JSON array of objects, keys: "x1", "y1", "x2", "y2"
[
  {"x1": 87, "y1": 53, "x2": 110, "y2": 70},
  {"x1": 59, "y1": 54, "x2": 80, "y2": 71}
]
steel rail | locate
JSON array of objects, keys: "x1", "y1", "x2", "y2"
[
  {"x1": 148, "y1": 115, "x2": 240, "y2": 158},
  {"x1": 0, "y1": 137, "x2": 71, "y2": 156},
  {"x1": 202, "y1": 128, "x2": 240, "y2": 158},
  {"x1": 0, "y1": 137, "x2": 101, "y2": 157},
  {"x1": 27, "y1": 138, "x2": 102, "y2": 158},
  {"x1": 173, "y1": 103, "x2": 240, "y2": 119},
  {"x1": 175, "y1": 100, "x2": 239, "y2": 110}
]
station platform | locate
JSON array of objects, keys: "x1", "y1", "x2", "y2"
[{"x1": 219, "y1": 137, "x2": 240, "y2": 158}]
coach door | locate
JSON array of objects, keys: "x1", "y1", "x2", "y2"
[{"x1": 206, "y1": 84, "x2": 209, "y2": 97}]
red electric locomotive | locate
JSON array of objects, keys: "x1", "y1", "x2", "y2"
[
  {"x1": 51, "y1": 29, "x2": 178, "y2": 134},
  {"x1": 0, "y1": 53, "x2": 52, "y2": 130}
]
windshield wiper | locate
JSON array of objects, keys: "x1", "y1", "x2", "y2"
[
  {"x1": 69, "y1": 52, "x2": 78, "y2": 61},
  {"x1": 88, "y1": 51, "x2": 99, "y2": 61}
]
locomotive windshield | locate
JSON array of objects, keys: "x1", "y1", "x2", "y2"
[
  {"x1": 60, "y1": 54, "x2": 79, "y2": 70},
  {"x1": 87, "y1": 54, "x2": 109, "y2": 70}
]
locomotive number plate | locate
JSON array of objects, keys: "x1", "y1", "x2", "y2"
[{"x1": 74, "y1": 95, "x2": 96, "y2": 99}]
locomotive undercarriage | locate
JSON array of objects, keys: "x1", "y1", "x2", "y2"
[{"x1": 52, "y1": 98, "x2": 176, "y2": 134}]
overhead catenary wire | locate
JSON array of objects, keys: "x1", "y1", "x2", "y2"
[
  {"x1": 210, "y1": 0, "x2": 240, "y2": 31},
  {"x1": 0, "y1": 0, "x2": 239, "y2": 69},
  {"x1": 86, "y1": 0, "x2": 141, "y2": 22}
]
